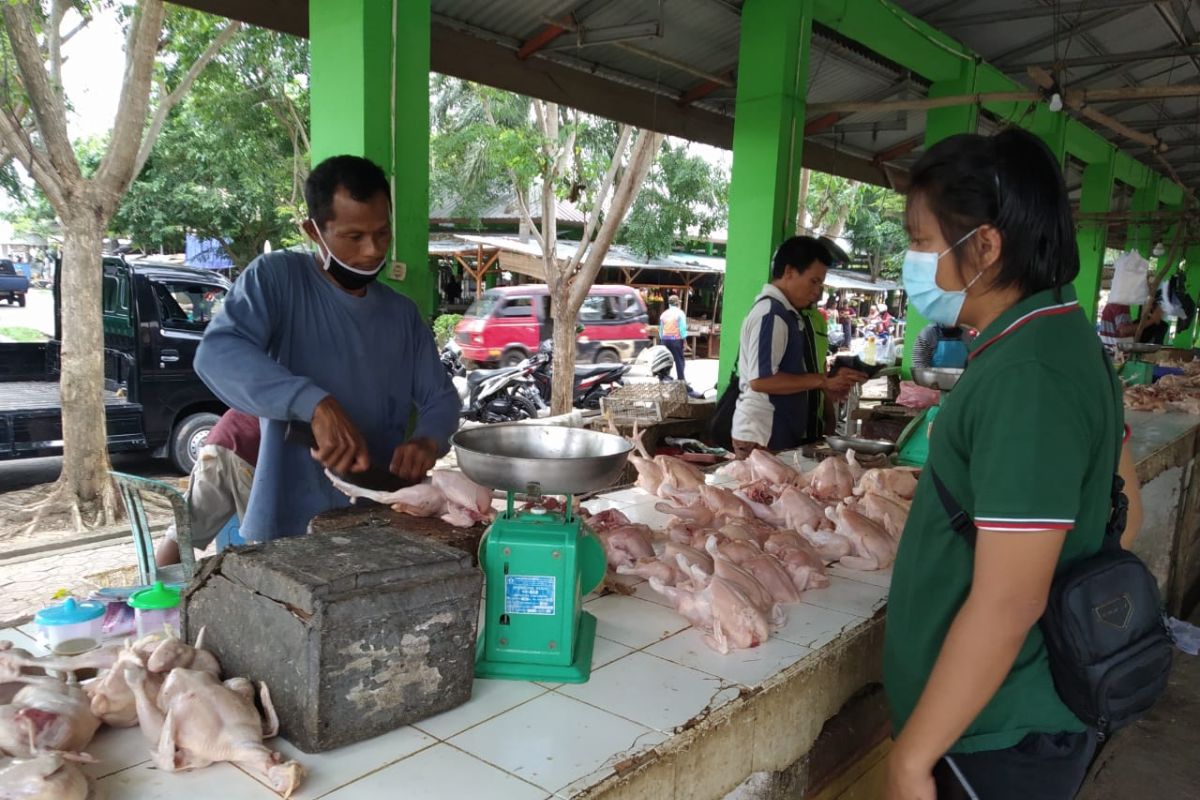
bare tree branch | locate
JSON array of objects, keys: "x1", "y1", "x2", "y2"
[
  {"x1": 61, "y1": 13, "x2": 92, "y2": 47},
  {"x1": 2, "y1": 1, "x2": 81, "y2": 185},
  {"x1": 0, "y1": 105, "x2": 65, "y2": 210},
  {"x1": 566, "y1": 124, "x2": 632, "y2": 273},
  {"x1": 568, "y1": 130, "x2": 664, "y2": 310},
  {"x1": 92, "y1": 0, "x2": 164, "y2": 201},
  {"x1": 48, "y1": 0, "x2": 68, "y2": 99},
  {"x1": 131, "y1": 19, "x2": 241, "y2": 178}
]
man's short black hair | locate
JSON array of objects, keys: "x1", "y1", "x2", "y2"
[
  {"x1": 771, "y1": 236, "x2": 833, "y2": 280},
  {"x1": 305, "y1": 155, "x2": 391, "y2": 229}
]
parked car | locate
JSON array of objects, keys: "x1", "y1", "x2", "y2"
[
  {"x1": 0, "y1": 256, "x2": 230, "y2": 473},
  {"x1": 0, "y1": 260, "x2": 29, "y2": 306},
  {"x1": 454, "y1": 284, "x2": 650, "y2": 367}
]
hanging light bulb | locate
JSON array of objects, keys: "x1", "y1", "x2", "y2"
[
  {"x1": 1048, "y1": 91, "x2": 1064, "y2": 113},
  {"x1": 1152, "y1": 242, "x2": 1165, "y2": 257}
]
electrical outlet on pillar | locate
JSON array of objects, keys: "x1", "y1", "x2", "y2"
[{"x1": 391, "y1": 261, "x2": 406, "y2": 281}]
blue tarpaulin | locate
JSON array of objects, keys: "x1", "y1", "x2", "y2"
[{"x1": 185, "y1": 234, "x2": 234, "y2": 269}]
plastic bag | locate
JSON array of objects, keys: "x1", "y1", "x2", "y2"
[
  {"x1": 1109, "y1": 250, "x2": 1150, "y2": 305},
  {"x1": 1168, "y1": 616, "x2": 1200, "y2": 656},
  {"x1": 896, "y1": 381, "x2": 941, "y2": 409}
]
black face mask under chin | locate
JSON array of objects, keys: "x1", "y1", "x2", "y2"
[
  {"x1": 325, "y1": 258, "x2": 383, "y2": 291},
  {"x1": 309, "y1": 221, "x2": 386, "y2": 291}
]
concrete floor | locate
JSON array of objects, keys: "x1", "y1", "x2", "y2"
[{"x1": 1077, "y1": 607, "x2": 1200, "y2": 800}]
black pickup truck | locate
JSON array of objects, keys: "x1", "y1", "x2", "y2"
[{"x1": 0, "y1": 257, "x2": 230, "y2": 473}]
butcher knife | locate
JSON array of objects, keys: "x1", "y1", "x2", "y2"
[{"x1": 284, "y1": 421, "x2": 415, "y2": 493}]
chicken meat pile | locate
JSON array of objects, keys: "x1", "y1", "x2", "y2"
[
  {"x1": 1124, "y1": 370, "x2": 1200, "y2": 415},
  {"x1": 0, "y1": 628, "x2": 303, "y2": 799},
  {"x1": 586, "y1": 445, "x2": 917, "y2": 654},
  {"x1": 326, "y1": 468, "x2": 496, "y2": 527}
]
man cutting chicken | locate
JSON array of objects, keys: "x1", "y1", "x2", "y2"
[{"x1": 195, "y1": 155, "x2": 459, "y2": 542}]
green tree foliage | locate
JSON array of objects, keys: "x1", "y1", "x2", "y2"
[
  {"x1": 113, "y1": 17, "x2": 308, "y2": 268},
  {"x1": 620, "y1": 141, "x2": 727, "y2": 260},
  {"x1": 845, "y1": 184, "x2": 907, "y2": 280}
]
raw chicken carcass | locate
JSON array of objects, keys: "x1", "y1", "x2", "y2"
[
  {"x1": 691, "y1": 556, "x2": 777, "y2": 615},
  {"x1": 799, "y1": 524, "x2": 854, "y2": 562},
  {"x1": 88, "y1": 647, "x2": 160, "y2": 729},
  {"x1": 0, "y1": 754, "x2": 89, "y2": 800},
  {"x1": 704, "y1": 535, "x2": 762, "y2": 567},
  {"x1": 654, "y1": 495, "x2": 714, "y2": 527},
  {"x1": 584, "y1": 508, "x2": 632, "y2": 532},
  {"x1": 733, "y1": 482, "x2": 786, "y2": 527},
  {"x1": 740, "y1": 554, "x2": 803, "y2": 604},
  {"x1": 699, "y1": 484, "x2": 756, "y2": 521},
  {"x1": 655, "y1": 455, "x2": 705, "y2": 494},
  {"x1": 826, "y1": 504, "x2": 897, "y2": 571},
  {"x1": 628, "y1": 454, "x2": 665, "y2": 495},
  {"x1": 809, "y1": 456, "x2": 855, "y2": 502},
  {"x1": 849, "y1": 491, "x2": 911, "y2": 539},
  {"x1": 664, "y1": 517, "x2": 713, "y2": 545},
  {"x1": 747, "y1": 449, "x2": 804, "y2": 487},
  {"x1": 650, "y1": 576, "x2": 771, "y2": 654},
  {"x1": 854, "y1": 468, "x2": 918, "y2": 501},
  {"x1": 663, "y1": 541, "x2": 713, "y2": 575},
  {"x1": 717, "y1": 517, "x2": 772, "y2": 545},
  {"x1": 430, "y1": 470, "x2": 494, "y2": 524},
  {"x1": 616, "y1": 556, "x2": 681, "y2": 585},
  {"x1": 774, "y1": 546, "x2": 831, "y2": 591},
  {"x1": 0, "y1": 682, "x2": 99, "y2": 758},
  {"x1": 775, "y1": 486, "x2": 828, "y2": 532},
  {"x1": 127, "y1": 666, "x2": 303, "y2": 798},
  {"x1": 325, "y1": 471, "x2": 446, "y2": 516},
  {"x1": 594, "y1": 525, "x2": 655, "y2": 568},
  {"x1": 845, "y1": 450, "x2": 865, "y2": 484},
  {"x1": 714, "y1": 458, "x2": 752, "y2": 484}
]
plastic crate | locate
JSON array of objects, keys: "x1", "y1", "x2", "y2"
[{"x1": 600, "y1": 381, "x2": 688, "y2": 423}]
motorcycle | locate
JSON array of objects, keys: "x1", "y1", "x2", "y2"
[
  {"x1": 460, "y1": 357, "x2": 544, "y2": 423},
  {"x1": 527, "y1": 339, "x2": 632, "y2": 410},
  {"x1": 441, "y1": 341, "x2": 470, "y2": 410}
]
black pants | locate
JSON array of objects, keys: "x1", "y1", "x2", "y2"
[
  {"x1": 933, "y1": 731, "x2": 1097, "y2": 800},
  {"x1": 663, "y1": 338, "x2": 686, "y2": 382}
]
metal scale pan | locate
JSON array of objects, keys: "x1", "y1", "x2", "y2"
[{"x1": 451, "y1": 424, "x2": 633, "y2": 496}]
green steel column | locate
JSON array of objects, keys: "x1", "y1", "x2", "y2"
[
  {"x1": 392, "y1": 0, "x2": 435, "y2": 316},
  {"x1": 1173, "y1": 245, "x2": 1200, "y2": 348},
  {"x1": 1027, "y1": 105, "x2": 1068, "y2": 166},
  {"x1": 309, "y1": 0, "x2": 434, "y2": 317},
  {"x1": 1126, "y1": 178, "x2": 1160, "y2": 259},
  {"x1": 1074, "y1": 155, "x2": 1116, "y2": 323},
  {"x1": 900, "y1": 62, "x2": 978, "y2": 378},
  {"x1": 717, "y1": 0, "x2": 814, "y2": 387},
  {"x1": 309, "y1": 0, "x2": 392, "y2": 168}
]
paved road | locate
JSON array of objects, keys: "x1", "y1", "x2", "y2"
[
  {"x1": 0, "y1": 452, "x2": 176, "y2": 493},
  {"x1": 0, "y1": 286, "x2": 54, "y2": 338}
]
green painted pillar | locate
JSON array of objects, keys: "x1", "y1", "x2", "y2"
[
  {"x1": 309, "y1": 0, "x2": 434, "y2": 318},
  {"x1": 1074, "y1": 154, "x2": 1115, "y2": 324},
  {"x1": 392, "y1": 0, "x2": 435, "y2": 317},
  {"x1": 1126, "y1": 178, "x2": 1160, "y2": 259},
  {"x1": 1172, "y1": 245, "x2": 1200, "y2": 348},
  {"x1": 900, "y1": 62, "x2": 978, "y2": 378},
  {"x1": 1026, "y1": 105, "x2": 1068, "y2": 166},
  {"x1": 717, "y1": 0, "x2": 814, "y2": 388}
]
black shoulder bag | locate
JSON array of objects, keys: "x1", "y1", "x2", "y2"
[{"x1": 929, "y1": 357, "x2": 1173, "y2": 739}]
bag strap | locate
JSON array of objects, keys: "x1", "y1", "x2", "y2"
[{"x1": 930, "y1": 343, "x2": 1128, "y2": 551}]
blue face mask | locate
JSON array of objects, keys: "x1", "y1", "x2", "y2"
[{"x1": 901, "y1": 227, "x2": 983, "y2": 326}]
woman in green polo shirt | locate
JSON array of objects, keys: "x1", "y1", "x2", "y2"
[{"x1": 884, "y1": 128, "x2": 1127, "y2": 800}]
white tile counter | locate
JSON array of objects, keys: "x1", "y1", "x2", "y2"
[{"x1": 23, "y1": 458, "x2": 890, "y2": 800}]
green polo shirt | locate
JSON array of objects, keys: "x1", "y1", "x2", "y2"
[{"x1": 883, "y1": 286, "x2": 1124, "y2": 754}]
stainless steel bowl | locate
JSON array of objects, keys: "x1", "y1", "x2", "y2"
[
  {"x1": 911, "y1": 367, "x2": 965, "y2": 392},
  {"x1": 451, "y1": 424, "x2": 633, "y2": 494},
  {"x1": 825, "y1": 435, "x2": 896, "y2": 456}
]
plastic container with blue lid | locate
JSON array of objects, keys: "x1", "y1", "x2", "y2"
[{"x1": 33, "y1": 597, "x2": 105, "y2": 652}]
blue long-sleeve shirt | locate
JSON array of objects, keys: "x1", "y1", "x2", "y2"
[{"x1": 195, "y1": 250, "x2": 459, "y2": 542}]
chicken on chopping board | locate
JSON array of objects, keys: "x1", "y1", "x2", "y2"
[{"x1": 324, "y1": 468, "x2": 494, "y2": 528}]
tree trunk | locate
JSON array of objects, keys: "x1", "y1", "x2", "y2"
[
  {"x1": 549, "y1": 288, "x2": 576, "y2": 417},
  {"x1": 796, "y1": 168, "x2": 811, "y2": 234},
  {"x1": 58, "y1": 209, "x2": 116, "y2": 520}
]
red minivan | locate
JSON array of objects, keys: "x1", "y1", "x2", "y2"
[{"x1": 455, "y1": 284, "x2": 651, "y2": 367}]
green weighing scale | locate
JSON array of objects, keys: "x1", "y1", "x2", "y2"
[
  {"x1": 450, "y1": 424, "x2": 633, "y2": 683},
  {"x1": 896, "y1": 367, "x2": 964, "y2": 467}
]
